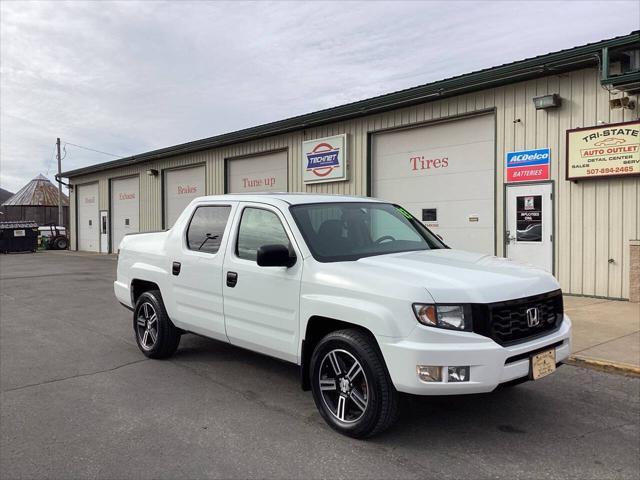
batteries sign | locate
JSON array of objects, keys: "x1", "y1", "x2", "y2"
[{"x1": 506, "y1": 148, "x2": 550, "y2": 183}]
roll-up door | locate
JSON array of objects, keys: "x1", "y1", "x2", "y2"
[
  {"x1": 111, "y1": 176, "x2": 139, "y2": 251},
  {"x1": 77, "y1": 183, "x2": 99, "y2": 252},
  {"x1": 226, "y1": 150, "x2": 288, "y2": 193},
  {"x1": 164, "y1": 165, "x2": 206, "y2": 228},
  {"x1": 371, "y1": 114, "x2": 495, "y2": 254}
]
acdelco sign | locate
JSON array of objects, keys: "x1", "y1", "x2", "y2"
[
  {"x1": 506, "y1": 148, "x2": 551, "y2": 183},
  {"x1": 302, "y1": 134, "x2": 348, "y2": 184}
]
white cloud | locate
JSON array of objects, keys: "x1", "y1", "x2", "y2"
[{"x1": 1, "y1": 0, "x2": 638, "y2": 192}]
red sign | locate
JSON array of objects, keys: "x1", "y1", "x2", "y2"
[{"x1": 506, "y1": 164, "x2": 549, "y2": 182}]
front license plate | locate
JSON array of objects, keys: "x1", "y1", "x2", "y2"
[{"x1": 530, "y1": 349, "x2": 556, "y2": 380}]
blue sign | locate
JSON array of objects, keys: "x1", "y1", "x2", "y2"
[
  {"x1": 506, "y1": 148, "x2": 551, "y2": 168},
  {"x1": 305, "y1": 142, "x2": 341, "y2": 177}
]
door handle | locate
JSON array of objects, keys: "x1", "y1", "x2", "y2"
[
  {"x1": 172, "y1": 262, "x2": 181, "y2": 276},
  {"x1": 505, "y1": 230, "x2": 516, "y2": 245},
  {"x1": 226, "y1": 271, "x2": 238, "y2": 288}
]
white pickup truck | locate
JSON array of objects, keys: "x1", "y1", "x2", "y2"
[{"x1": 114, "y1": 193, "x2": 571, "y2": 438}]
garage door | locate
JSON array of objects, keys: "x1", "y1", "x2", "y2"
[
  {"x1": 111, "y1": 176, "x2": 139, "y2": 251},
  {"x1": 77, "y1": 183, "x2": 99, "y2": 252},
  {"x1": 227, "y1": 151, "x2": 288, "y2": 193},
  {"x1": 371, "y1": 114, "x2": 495, "y2": 254},
  {"x1": 164, "y1": 165, "x2": 206, "y2": 228}
]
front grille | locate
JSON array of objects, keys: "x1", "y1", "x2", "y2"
[{"x1": 472, "y1": 290, "x2": 563, "y2": 346}]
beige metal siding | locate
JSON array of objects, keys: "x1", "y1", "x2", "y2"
[{"x1": 69, "y1": 67, "x2": 639, "y2": 298}]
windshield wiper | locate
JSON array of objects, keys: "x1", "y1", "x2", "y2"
[{"x1": 198, "y1": 233, "x2": 219, "y2": 251}]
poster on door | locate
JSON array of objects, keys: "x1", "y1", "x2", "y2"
[{"x1": 516, "y1": 195, "x2": 542, "y2": 242}]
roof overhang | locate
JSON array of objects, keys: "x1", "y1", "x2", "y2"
[{"x1": 62, "y1": 31, "x2": 640, "y2": 179}]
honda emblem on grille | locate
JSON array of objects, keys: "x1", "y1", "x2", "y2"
[{"x1": 526, "y1": 307, "x2": 540, "y2": 327}]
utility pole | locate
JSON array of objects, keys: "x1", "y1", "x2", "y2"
[{"x1": 56, "y1": 138, "x2": 63, "y2": 227}]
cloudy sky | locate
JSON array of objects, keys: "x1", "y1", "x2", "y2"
[{"x1": 1, "y1": 0, "x2": 638, "y2": 193}]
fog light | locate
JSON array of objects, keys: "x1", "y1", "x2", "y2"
[
  {"x1": 417, "y1": 365, "x2": 442, "y2": 382},
  {"x1": 448, "y1": 366, "x2": 470, "y2": 382}
]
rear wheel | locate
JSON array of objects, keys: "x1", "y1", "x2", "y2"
[
  {"x1": 133, "y1": 290, "x2": 180, "y2": 359},
  {"x1": 310, "y1": 329, "x2": 399, "y2": 438},
  {"x1": 53, "y1": 236, "x2": 68, "y2": 250}
]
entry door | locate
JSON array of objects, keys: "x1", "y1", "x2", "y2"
[
  {"x1": 100, "y1": 210, "x2": 109, "y2": 253},
  {"x1": 505, "y1": 183, "x2": 553, "y2": 272},
  {"x1": 223, "y1": 204, "x2": 302, "y2": 363}
]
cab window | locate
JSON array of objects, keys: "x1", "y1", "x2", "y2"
[
  {"x1": 186, "y1": 206, "x2": 231, "y2": 254},
  {"x1": 236, "y1": 207, "x2": 290, "y2": 261}
]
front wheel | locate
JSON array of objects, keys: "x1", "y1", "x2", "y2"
[
  {"x1": 310, "y1": 329, "x2": 399, "y2": 438},
  {"x1": 133, "y1": 290, "x2": 180, "y2": 359}
]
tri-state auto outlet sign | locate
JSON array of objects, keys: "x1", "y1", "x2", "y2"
[
  {"x1": 506, "y1": 148, "x2": 551, "y2": 183},
  {"x1": 566, "y1": 120, "x2": 639, "y2": 180},
  {"x1": 302, "y1": 134, "x2": 348, "y2": 184}
]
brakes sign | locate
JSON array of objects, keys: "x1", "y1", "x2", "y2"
[{"x1": 506, "y1": 148, "x2": 550, "y2": 183}]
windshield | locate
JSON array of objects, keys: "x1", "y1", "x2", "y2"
[{"x1": 289, "y1": 202, "x2": 445, "y2": 262}]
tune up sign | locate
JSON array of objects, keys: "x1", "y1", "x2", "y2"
[{"x1": 506, "y1": 148, "x2": 551, "y2": 183}]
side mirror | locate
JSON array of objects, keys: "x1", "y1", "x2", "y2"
[{"x1": 257, "y1": 244, "x2": 296, "y2": 268}]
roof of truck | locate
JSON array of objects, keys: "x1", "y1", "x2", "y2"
[{"x1": 194, "y1": 193, "x2": 385, "y2": 206}]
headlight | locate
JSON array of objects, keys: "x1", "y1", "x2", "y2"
[{"x1": 412, "y1": 304, "x2": 471, "y2": 331}]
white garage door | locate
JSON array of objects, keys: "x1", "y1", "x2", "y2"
[
  {"x1": 227, "y1": 151, "x2": 288, "y2": 193},
  {"x1": 77, "y1": 183, "x2": 99, "y2": 252},
  {"x1": 164, "y1": 165, "x2": 206, "y2": 228},
  {"x1": 111, "y1": 176, "x2": 139, "y2": 251},
  {"x1": 372, "y1": 114, "x2": 495, "y2": 254}
]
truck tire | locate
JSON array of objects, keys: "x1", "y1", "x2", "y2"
[
  {"x1": 133, "y1": 290, "x2": 180, "y2": 359},
  {"x1": 310, "y1": 329, "x2": 399, "y2": 438}
]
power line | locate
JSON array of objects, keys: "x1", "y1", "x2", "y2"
[
  {"x1": 45, "y1": 142, "x2": 57, "y2": 177},
  {"x1": 63, "y1": 142, "x2": 122, "y2": 158}
]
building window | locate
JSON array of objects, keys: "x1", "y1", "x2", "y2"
[
  {"x1": 186, "y1": 206, "x2": 231, "y2": 254},
  {"x1": 422, "y1": 209, "x2": 437, "y2": 222}
]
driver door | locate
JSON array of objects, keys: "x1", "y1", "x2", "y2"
[{"x1": 222, "y1": 203, "x2": 302, "y2": 363}]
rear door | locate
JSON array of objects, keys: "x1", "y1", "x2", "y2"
[
  {"x1": 169, "y1": 201, "x2": 236, "y2": 341},
  {"x1": 222, "y1": 203, "x2": 302, "y2": 363}
]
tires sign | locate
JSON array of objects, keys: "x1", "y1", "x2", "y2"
[{"x1": 302, "y1": 134, "x2": 348, "y2": 184}]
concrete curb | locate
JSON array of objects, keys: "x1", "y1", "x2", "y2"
[{"x1": 566, "y1": 355, "x2": 640, "y2": 378}]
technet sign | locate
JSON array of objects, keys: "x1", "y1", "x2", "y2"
[{"x1": 506, "y1": 148, "x2": 550, "y2": 182}]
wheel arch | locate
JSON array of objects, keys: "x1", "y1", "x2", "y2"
[
  {"x1": 131, "y1": 278, "x2": 161, "y2": 305},
  {"x1": 300, "y1": 316, "x2": 382, "y2": 391}
]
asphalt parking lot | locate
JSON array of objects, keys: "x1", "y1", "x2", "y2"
[{"x1": 1, "y1": 252, "x2": 639, "y2": 479}]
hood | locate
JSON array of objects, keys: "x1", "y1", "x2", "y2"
[{"x1": 356, "y1": 249, "x2": 559, "y2": 304}]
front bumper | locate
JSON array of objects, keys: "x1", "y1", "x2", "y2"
[{"x1": 378, "y1": 315, "x2": 572, "y2": 395}]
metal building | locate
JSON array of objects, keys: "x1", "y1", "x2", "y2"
[
  {"x1": 62, "y1": 32, "x2": 640, "y2": 300},
  {"x1": 1, "y1": 174, "x2": 69, "y2": 226}
]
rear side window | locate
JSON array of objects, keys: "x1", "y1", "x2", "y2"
[
  {"x1": 236, "y1": 207, "x2": 290, "y2": 261},
  {"x1": 186, "y1": 206, "x2": 231, "y2": 254}
]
